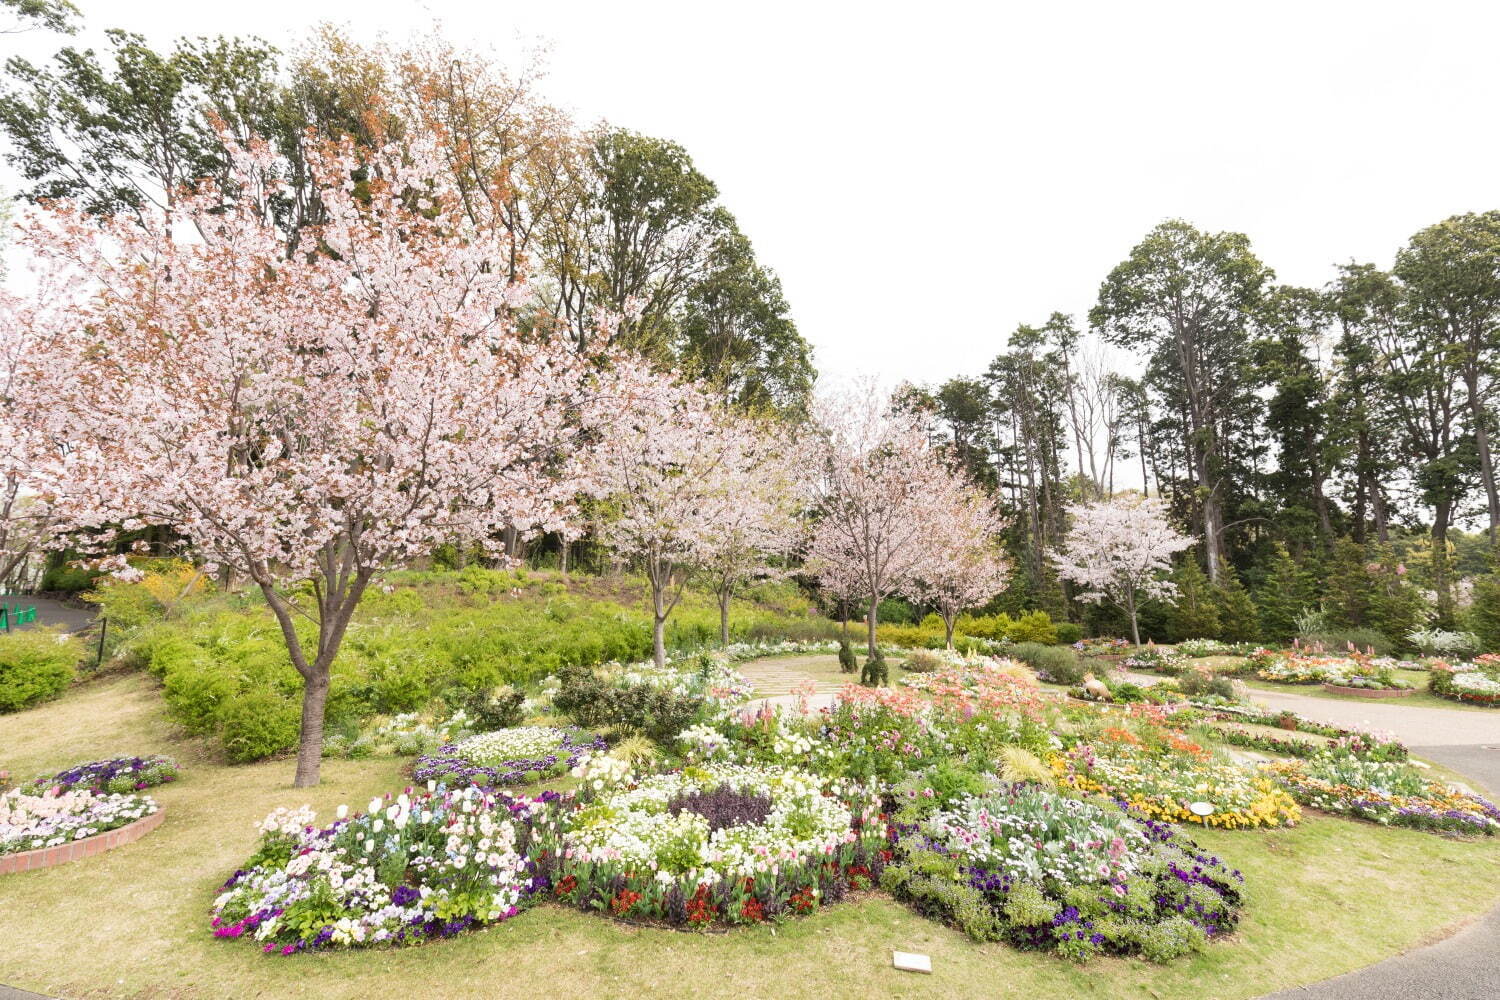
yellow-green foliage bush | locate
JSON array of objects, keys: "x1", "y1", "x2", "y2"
[
  {"x1": 124, "y1": 568, "x2": 830, "y2": 762},
  {"x1": 0, "y1": 628, "x2": 83, "y2": 713}
]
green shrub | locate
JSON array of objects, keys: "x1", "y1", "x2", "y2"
[
  {"x1": 463, "y1": 685, "x2": 525, "y2": 730},
  {"x1": 837, "y1": 637, "x2": 856, "y2": 673},
  {"x1": 551, "y1": 664, "x2": 703, "y2": 743},
  {"x1": 0, "y1": 628, "x2": 82, "y2": 713},
  {"x1": 1054, "y1": 622, "x2": 1083, "y2": 645},
  {"x1": 1005, "y1": 610, "x2": 1059, "y2": 644},
  {"x1": 861, "y1": 649, "x2": 889, "y2": 687},
  {"x1": 1010, "y1": 642, "x2": 1086, "y2": 685},
  {"x1": 219, "y1": 690, "x2": 301, "y2": 763}
]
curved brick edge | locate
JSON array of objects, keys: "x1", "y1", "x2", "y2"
[
  {"x1": 0, "y1": 806, "x2": 164, "y2": 875},
  {"x1": 1320, "y1": 682, "x2": 1414, "y2": 699}
]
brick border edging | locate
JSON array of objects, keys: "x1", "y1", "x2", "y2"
[
  {"x1": 1320, "y1": 682, "x2": 1415, "y2": 699},
  {"x1": 0, "y1": 806, "x2": 164, "y2": 875}
]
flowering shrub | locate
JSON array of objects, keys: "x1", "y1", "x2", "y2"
[
  {"x1": 25, "y1": 755, "x2": 179, "y2": 795},
  {"x1": 1056, "y1": 742, "x2": 1300, "y2": 829},
  {"x1": 1264, "y1": 758, "x2": 1500, "y2": 835},
  {"x1": 1428, "y1": 661, "x2": 1500, "y2": 706},
  {"x1": 882, "y1": 786, "x2": 1244, "y2": 962},
  {"x1": 549, "y1": 763, "x2": 886, "y2": 927},
  {"x1": 1, "y1": 786, "x2": 159, "y2": 855},
  {"x1": 413, "y1": 726, "x2": 604, "y2": 788},
  {"x1": 211, "y1": 786, "x2": 551, "y2": 954}
]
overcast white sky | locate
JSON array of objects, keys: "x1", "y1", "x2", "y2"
[{"x1": 5, "y1": 0, "x2": 1499, "y2": 390}]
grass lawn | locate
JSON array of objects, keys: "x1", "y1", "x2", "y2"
[
  {"x1": 740, "y1": 652, "x2": 914, "y2": 695},
  {"x1": 3, "y1": 671, "x2": 1500, "y2": 1000}
]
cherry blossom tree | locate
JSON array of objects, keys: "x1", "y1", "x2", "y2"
[
  {"x1": 1052, "y1": 494, "x2": 1195, "y2": 645},
  {"x1": 806, "y1": 383, "x2": 955, "y2": 657},
  {"x1": 909, "y1": 483, "x2": 1011, "y2": 649},
  {"x1": 17, "y1": 132, "x2": 607, "y2": 787},
  {"x1": 592, "y1": 372, "x2": 771, "y2": 665},
  {"x1": 0, "y1": 286, "x2": 67, "y2": 590},
  {"x1": 698, "y1": 418, "x2": 808, "y2": 646}
]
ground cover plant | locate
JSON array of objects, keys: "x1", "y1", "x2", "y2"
[
  {"x1": 211, "y1": 787, "x2": 552, "y2": 953},
  {"x1": 0, "y1": 627, "x2": 84, "y2": 713},
  {"x1": 883, "y1": 783, "x2": 1244, "y2": 962},
  {"x1": 549, "y1": 761, "x2": 887, "y2": 926},
  {"x1": 413, "y1": 726, "x2": 605, "y2": 788},
  {"x1": 25, "y1": 754, "x2": 180, "y2": 794},
  {"x1": 1263, "y1": 757, "x2": 1500, "y2": 835},
  {"x1": 1, "y1": 783, "x2": 159, "y2": 855},
  {"x1": 1055, "y1": 729, "x2": 1301, "y2": 830},
  {"x1": 1427, "y1": 658, "x2": 1500, "y2": 706}
]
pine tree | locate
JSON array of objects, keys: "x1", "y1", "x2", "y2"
[
  {"x1": 1166, "y1": 558, "x2": 1221, "y2": 640},
  {"x1": 1256, "y1": 544, "x2": 1315, "y2": 643},
  {"x1": 1321, "y1": 537, "x2": 1373, "y2": 630},
  {"x1": 1214, "y1": 571, "x2": 1261, "y2": 644}
]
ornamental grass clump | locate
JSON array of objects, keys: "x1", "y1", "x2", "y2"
[
  {"x1": 412, "y1": 726, "x2": 604, "y2": 788},
  {"x1": 548, "y1": 763, "x2": 887, "y2": 928},
  {"x1": 211, "y1": 786, "x2": 552, "y2": 954},
  {"x1": 881, "y1": 785, "x2": 1244, "y2": 963}
]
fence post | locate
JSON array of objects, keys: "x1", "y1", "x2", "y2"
[{"x1": 96, "y1": 616, "x2": 108, "y2": 668}]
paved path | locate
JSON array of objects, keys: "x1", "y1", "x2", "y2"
[{"x1": 0, "y1": 595, "x2": 96, "y2": 634}]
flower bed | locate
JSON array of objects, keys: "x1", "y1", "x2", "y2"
[
  {"x1": 25, "y1": 755, "x2": 180, "y2": 795},
  {"x1": 1, "y1": 786, "x2": 160, "y2": 856},
  {"x1": 1255, "y1": 653, "x2": 1412, "y2": 690},
  {"x1": 1056, "y1": 742, "x2": 1300, "y2": 829},
  {"x1": 1428, "y1": 663, "x2": 1500, "y2": 707},
  {"x1": 211, "y1": 787, "x2": 552, "y2": 954},
  {"x1": 1320, "y1": 681, "x2": 1413, "y2": 698},
  {"x1": 551, "y1": 763, "x2": 886, "y2": 927},
  {"x1": 882, "y1": 785, "x2": 1244, "y2": 962},
  {"x1": 1122, "y1": 648, "x2": 1186, "y2": 675},
  {"x1": 413, "y1": 726, "x2": 605, "y2": 787},
  {"x1": 1264, "y1": 758, "x2": 1500, "y2": 836}
]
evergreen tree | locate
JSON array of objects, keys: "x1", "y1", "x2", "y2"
[
  {"x1": 1166, "y1": 558, "x2": 1220, "y2": 641},
  {"x1": 1214, "y1": 572, "x2": 1261, "y2": 644},
  {"x1": 1321, "y1": 537, "x2": 1373, "y2": 630},
  {"x1": 1366, "y1": 545, "x2": 1426, "y2": 652},
  {"x1": 1256, "y1": 544, "x2": 1315, "y2": 643}
]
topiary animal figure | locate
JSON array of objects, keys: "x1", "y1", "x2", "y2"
[
  {"x1": 837, "y1": 637, "x2": 857, "y2": 673},
  {"x1": 861, "y1": 648, "x2": 889, "y2": 687}
]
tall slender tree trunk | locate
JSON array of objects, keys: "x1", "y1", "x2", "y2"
[
  {"x1": 866, "y1": 595, "x2": 879, "y2": 658},
  {"x1": 1432, "y1": 501, "x2": 1455, "y2": 625},
  {"x1": 1125, "y1": 590, "x2": 1141, "y2": 646},
  {"x1": 718, "y1": 587, "x2": 731, "y2": 646},
  {"x1": 1465, "y1": 373, "x2": 1500, "y2": 545},
  {"x1": 943, "y1": 614, "x2": 956, "y2": 650}
]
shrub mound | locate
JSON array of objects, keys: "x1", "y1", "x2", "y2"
[
  {"x1": 0, "y1": 628, "x2": 83, "y2": 713},
  {"x1": 882, "y1": 784, "x2": 1244, "y2": 962}
]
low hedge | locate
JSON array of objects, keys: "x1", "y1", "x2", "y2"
[{"x1": 0, "y1": 628, "x2": 84, "y2": 713}]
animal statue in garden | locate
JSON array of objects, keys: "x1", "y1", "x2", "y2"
[{"x1": 1081, "y1": 672, "x2": 1111, "y2": 701}]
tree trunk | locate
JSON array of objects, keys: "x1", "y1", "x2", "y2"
[
  {"x1": 718, "y1": 588, "x2": 731, "y2": 646},
  {"x1": 944, "y1": 615, "x2": 956, "y2": 650},
  {"x1": 1432, "y1": 500, "x2": 1455, "y2": 626},
  {"x1": 866, "y1": 595, "x2": 879, "y2": 658},
  {"x1": 294, "y1": 670, "x2": 330, "y2": 788},
  {"x1": 560, "y1": 538, "x2": 570, "y2": 576},
  {"x1": 1125, "y1": 591, "x2": 1141, "y2": 647},
  {"x1": 652, "y1": 614, "x2": 668, "y2": 667},
  {"x1": 1466, "y1": 373, "x2": 1500, "y2": 545}
]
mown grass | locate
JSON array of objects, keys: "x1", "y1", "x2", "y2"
[{"x1": 2, "y1": 671, "x2": 1499, "y2": 1000}]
